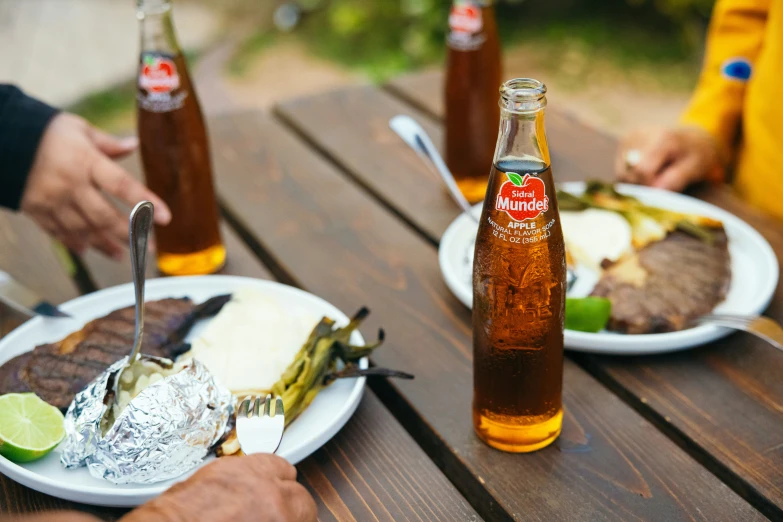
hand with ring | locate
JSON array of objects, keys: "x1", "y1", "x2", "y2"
[{"x1": 615, "y1": 126, "x2": 722, "y2": 192}]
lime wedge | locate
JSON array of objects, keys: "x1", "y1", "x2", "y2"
[
  {"x1": 565, "y1": 297, "x2": 612, "y2": 333},
  {"x1": 0, "y1": 393, "x2": 65, "y2": 463}
]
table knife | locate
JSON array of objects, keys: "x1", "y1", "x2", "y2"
[{"x1": 0, "y1": 271, "x2": 70, "y2": 318}]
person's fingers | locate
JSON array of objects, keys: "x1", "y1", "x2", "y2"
[
  {"x1": 77, "y1": 188, "x2": 129, "y2": 244},
  {"x1": 61, "y1": 203, "x2": 123, "y2": 259},
  {"x1": 89, "y1": 156, "x2": 172, "y2": 225},
  {"x1": 615, "y1": 147, "x2": 633, "y2": 181},
  {"x1": 615, "y1": 131, "x2": 645, "y2": 179},
  {"x1": 87, "y1": 126, "x2": 138, "y2": 159},
  {"x1": 652, "y1": 155, "x2": 701, "y2": 192},
  {"x1": 49, "y1": 212, "x2": 87, "y2": 254},
  {"x1": 630, "y1": 135, "x2": 678, "y2": 186},
  {"x1": 30, "y1": 211, "x2": 61, "y2": 238},
  {"x1": 616, "y1": 148, "x2": 644, "y2": 184},
  {"x1": 71, "y1": 206, "x2": 124, "y2": 260},
  {"x1": 246, "y1": 453, "x2": 297, "y2": 481},
  {"x1": 278, "y1": 480, "x2": 318, "y2": 522}
]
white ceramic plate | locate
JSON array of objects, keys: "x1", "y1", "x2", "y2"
[
  {"x1": 439, "y1": 182, "x2": 779, "y2": 355},
  {"x1": 0, "y1": 275, "x2": 367, "y2": 507}
]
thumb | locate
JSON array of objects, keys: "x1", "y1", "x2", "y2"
[{"x1": 88, "y1": 127, "x2": 138, "y2": 159}]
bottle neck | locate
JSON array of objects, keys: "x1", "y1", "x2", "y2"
[
  {"x1": 138, "y1": 1, "x2": 180, "y2": 55},
  {"x1": 493, "y1": 80, "x2": 550, "y2": 166},
  {"x1": 494, "y1": 106, "x2": 549, "y2": 166}
]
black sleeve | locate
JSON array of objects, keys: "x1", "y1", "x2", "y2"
[{"x1": 0, "y1": 85, "x2": 59, "y2": 210}]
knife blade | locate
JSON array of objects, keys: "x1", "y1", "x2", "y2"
[{"x1": 0, "y1": 271, "x2": 71, "y2": 318}]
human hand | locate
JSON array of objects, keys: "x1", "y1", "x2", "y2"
[
  {"x1": 19, "y1": 113, "x2": 171, "y2": 259},
  {"x1": 119, "y1": 454, "x2": 317, "y2": 522},
  {"x1": 615, "y1": 126, "x2": 722, "y2": 192}
]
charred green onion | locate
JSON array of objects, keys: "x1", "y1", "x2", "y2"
[{"x1": 270, "y1": 307, "x2": 406, "y2": 425}]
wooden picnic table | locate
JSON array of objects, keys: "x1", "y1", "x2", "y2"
[{"x1": 1, "y1": 69, "x2": 782, "y2": 521}]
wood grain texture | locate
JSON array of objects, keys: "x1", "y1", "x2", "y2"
[
  {"x1": 12, "y1": 147, "x2": 477, "y2": 522},
  {"x1": 287, "y1": 74, "x2": 783, "y2": 517},
  {"x1": 300, "y1": 391, "x2": 480, "y2": 522},
  {"x1": 212, "y1": 110, "x2": 763, "y2": 521},
  {"x1": 0, "y1": 481, "x2": 126, "y2": 522},
  {"x1": 0, "y1": 211, "x2": 79, "y2": 304}
]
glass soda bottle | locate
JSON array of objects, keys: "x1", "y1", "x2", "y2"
[
  {"x1": 472, "y1": 78, "x2": 566, "y2": 453},
  {"x1": 444, "y1": 0, "x2": 501, "y2": 203},
  {"x1": 136, "y1": 0, "x2": 225, "y2": 275}
]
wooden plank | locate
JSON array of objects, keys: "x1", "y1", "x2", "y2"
[
  {"x1": 386, "y1": 69, "x2": 617, "y2": 181},
  {"x1": 0, "y1": 211, "x2": 79, "y2": 304},
  {"x1": 73, "y1": 140, "x2": 477, "y2": 522},
  {"x1": 273, "y1": 84, "x2": 615, "y2": 245},
  {"x1": 0, "y1": 377, "x2": 480, "y2": 522},
  {"x1": 213, "y1": 110, "x2": 764, "y2": 521},
  {"x1": 281, "y1": 75, "x2": 783, "y2": 517},
  {"x1": 0, "y1": 479, "x2": 126, "y2": 521},
  {"x1": 387, "y1": 73, "x2": 783, "y2": 516},
  {"x1": 300, "y1": 391, "x2": 480, "y2": 522}
]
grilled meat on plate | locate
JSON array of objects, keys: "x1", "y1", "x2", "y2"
[
  {"x1": 0, "y1": 295, "x2": 230, "y2": 410},
  {"x1": 590, "y1": 229, "x2": 730, "y2": 334}
]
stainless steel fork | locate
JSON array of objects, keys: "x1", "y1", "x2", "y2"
[
  {"x1": 692, "y1": 314, "x2": 783, "y2": 352},
  {"x1": 236, "y1": 394, "x2": 285, "y2": 455}
]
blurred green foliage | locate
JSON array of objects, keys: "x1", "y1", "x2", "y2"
[{"x1": 296, "y1": 0, "x2": 714, "y2": 83}]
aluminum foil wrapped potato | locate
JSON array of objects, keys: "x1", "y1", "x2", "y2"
[{"x1": 61, "y1": 355, "x2": 233, "y2": 484}]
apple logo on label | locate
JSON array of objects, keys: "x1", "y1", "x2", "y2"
[
  {"x1": 495, "y1": 173, "x2": 549, "y2": 221},
  {"x1": 139, "y1": 55, "x2": 180, "y2": 94}
]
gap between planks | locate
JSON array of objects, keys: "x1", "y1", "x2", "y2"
[
  {"x1": 217, "y1": 178, "x2": 513, "y2": 522},
  {"x1": 272, "y1": 105, "x2": 441, "y2": 249},
  {"x1": 268, "y1": 87, "x2": 779, "y2": 521},
  {"x1": 382, "y1": 82, "x2": 783, "y2": 521}
]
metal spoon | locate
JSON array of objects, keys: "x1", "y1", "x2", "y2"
[
  {"x1": 389, "y1": 115, "x2": 478, "y2": 223},
  {"x1": 110, "y1": 201, "x2": 154, "y2": 405}
]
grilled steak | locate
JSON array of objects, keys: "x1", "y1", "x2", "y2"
[
  {"x1": 590, "y1": 229, "x2": 731, "y2": 334},
  {"x1": 0, "y1": 294, "x2": 231, "y2": 410}
]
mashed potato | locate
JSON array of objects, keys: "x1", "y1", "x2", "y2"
[
  {"x1": 182, "y1": 288, "x2": 321, "y2": 396},
  {"x1": 560, "y1": 209, "x2": 632, "y2": 271}
]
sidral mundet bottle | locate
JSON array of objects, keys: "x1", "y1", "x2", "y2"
[
  {"x1": 444, "y1": 0, "x2": 501, "y2": 204},
  {"x1": 472, "y1": 78, "x2": 566, "y2": 453},
  {"x1": 136, "y1": 0, "x2": 225, "y2": 276}
]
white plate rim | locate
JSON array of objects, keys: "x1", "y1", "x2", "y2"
[
  {"x1": 0, "y1": 275, "x2": 367, "y2": 506},
  {"x1": 439, "y1": 182, "x2": 779, "y2": 355}
]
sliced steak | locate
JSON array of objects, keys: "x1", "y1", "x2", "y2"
[
  {"x1": 0, "y1": 294, "x2": 231, "y2": 410},
  {"x1": 590, "y1": 229, "x2": 731, "y2": 334}
]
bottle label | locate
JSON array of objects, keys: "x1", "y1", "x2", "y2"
[
  {"x1": 496, "y1": 173, "x2": 550, "y2": 221},
  {"x1": 137, "y1": 53, "x2": 187, "y2": 113},
  {"x1": 447, "y1": 2, "x2": 486, "y2": 51}
]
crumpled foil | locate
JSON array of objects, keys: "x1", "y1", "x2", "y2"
[{"x1": 60, "y1": 356, "x2": 233, "y2": 484}]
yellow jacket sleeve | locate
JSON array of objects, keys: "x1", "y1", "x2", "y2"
[{"x1": 680, "y1": 0, "x2": 769, "y2": 173}]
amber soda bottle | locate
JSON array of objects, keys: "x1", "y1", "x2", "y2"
[
  {"x1": 472, "y1": 79, "x2": 566, "y2": 453},
  {"x1": 136, "y1": 0, "x2": 225, "y2": 275},
  {"x1": 444, "y1": 0, "x2": 501, "y2": 203}
]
